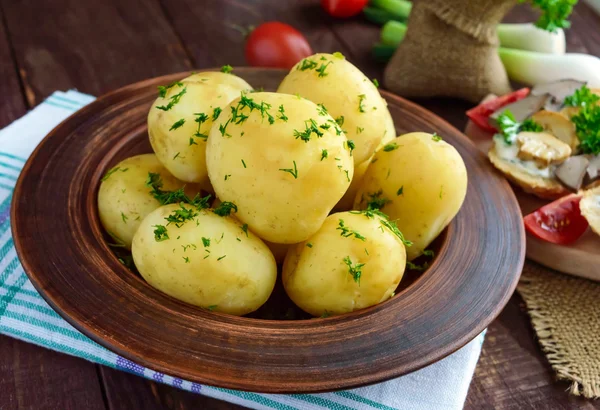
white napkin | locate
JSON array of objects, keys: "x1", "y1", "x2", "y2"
[{"x1": 0, "y1": 90, "x2": 485, "y2": 410}]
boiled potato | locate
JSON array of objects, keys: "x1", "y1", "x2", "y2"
[
  {"x1": 354, "y1": 132, "x2": 468, "y2": 260},
  {"x1": 148, "y1": 71, "x2": 252, "y2": 189},
  {"x1": 132, "y1": 203, "x2": 277, "y2": 316},
  {"x1": 97, "y1": 154, "x2": 193, "y2": 249},
  {"x1": 334, "y1": 125, "x2": 396, "y2": 211},
  {"x1": 206, "y1": 92, "x2": 353, "y2": 243},
  {"x1": 277, "y1": 52, "x2": 395, "y2": 165},
  {"x1": 282, "y1": 211, "x2": 407, "y2": 317}
]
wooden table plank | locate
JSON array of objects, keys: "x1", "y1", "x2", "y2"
[
  {"x1": 0, "y1": 0, "x2": 192, "y2": 105},
  {"x1": 0, "y1": 5, "x2": 108, "y2": 410},
  {"x1": 0, "y1": 5, "x2": 26, "y2": 127},
  {"x1": 159, "y1": 0, "x2": 353, "y2": 68},
  {"x1": 0, "y1": 336, "x2": 107, "y2": 410}
]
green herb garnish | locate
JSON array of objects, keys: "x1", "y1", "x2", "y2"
[
  {"x1": 101, "y1": 166, "x2": 128, "y2": 181},
  {"x1": 212, "y1": 107, "x2": 222, "y2": 121},
  {"x1": 279, "y1": 160, "x2": 298, "y2": 179},
  {"x1": 166, "y1": 204, "x2": 198, "y2": 227},
  {"x1": 306, "y1": 242, "x2": 313, "y2": 248},
  {"x1": 220, "y1": 65, "x2": 233, "y2": 74},
  {"x1": 383, "y1": 142, "x2": 398, "y2": 152},
  {"x1": 277, "y1": 105, "x2": 288, "y2": 122},
  {"x1": 333, "y1": 52, "x2": 345, "y2": 59},
  {"x1": 170, "y1": 118, "x2": 185, "y2": 131},
  {"x1": 343, "y1": 256, "x2": 365, "y2": 285},
  {"x1": 397, "y1": 186, "x2": 404, "y2": 196},
  {"x1": 497, "y1": 110, "x2": 543, "y2": 144},
  {"x1": 527, "y1": 0, "x2": 577, "y2": 33},
  {"x1": 347, "y1": 139, "x2": 355, "y2": 155},
  {"x1": 316, "y1": 103, "x2": 328, "y2": 116},
  {"x1": 337, "y1": 219, "x2": 366, "y2": 241},
  {"x1": 366, "y1": 190, "x2": 390, "y2": 211},
  {"x1": 358, "y1": 94, "x2": 367, "y2": 113},
  {"x1": 157, "y1": 81, "x2": 183, "y2": 98},
  {"x1": 572, "y1": 105, "x2": 600, "y2": 154},
  {"x1": 335, "y1": 116, "x2": 345, "y2": 127},
  {"x1": 156, "y1": 87, "x2": 187, "y2": 111},
  {"x1": 121, "y1": 212, "x2": 128, "y2": 223},
  {"x1": 432, "y1": 133, "x2": 442, "y2": 142},
  {"x1": 202, "y1": 237, "x2": 210, "y2": 247},
  {"x1": 565, "y1": 85, "x2": 600, "y2": 107},
  {"x1": 372, "y1": 78, "x2": 379, "y2": 88},
  {"x1": 217, "y1": 255, "x2": 227, "y2": 261},
  {"x1": 241, "y1": 224, "x2": 249, "y2": 237},
  {"x1": 356, "y1": 127, "x2": 364, "y2": 134},
  {"x1": 321, "y1": 149, "x2": 328, "y2": 161},
  {"x1": 213, "y1": 201, "x2": 238, "y2": 216},
  {"x1": 153, "y1": 225, "x2": 169, "y2": 242}
]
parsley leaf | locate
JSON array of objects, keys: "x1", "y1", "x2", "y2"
[
  {"x1": 564, "y1": 85, "x2": 600, "y2": 108},
  {"x1": 527, "y1": 0, "x2": 577, "y2": 33},
  {"x1": 220, "y1": 65, "x2": 233, "y2": 74},
  {"x1": 496, "y1": 110, "x2": 543, "y2": 144},
  {"x1": 571, "y1": 104, "x2": 600, "y2": 154}
]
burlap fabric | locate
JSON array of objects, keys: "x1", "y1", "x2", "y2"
[
  {"x1": 384, "y1": 0, "x2": 517, "y2": 102},
  {"x1": 518, "y1": 262, "x2": 600, "y2": 398}
]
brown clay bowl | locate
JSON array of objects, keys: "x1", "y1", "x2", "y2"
[{"x1": 11, "y1": 68, "x2": 525, "y2": 393}]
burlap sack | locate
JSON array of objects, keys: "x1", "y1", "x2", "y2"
[{"x1": 384, "y1": 0, "x2": 517, "y2": 102}]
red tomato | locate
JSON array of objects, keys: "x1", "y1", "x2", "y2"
[
  {"x1": 466, "y1": 88, "x2": 530, "y2": 132},
  {"x1": 245, "y1": 22, "x2": 313, "y2": 69},
  {"x1": 524, "y1": 194, "x2": 589, "y2": 245},
  {"x1": 321, "y1": 0, "x2": 369, "y2": 18}
]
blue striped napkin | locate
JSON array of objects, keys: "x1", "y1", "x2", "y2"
[{"x1": 0, "y1": 91, "x2": 485, "y2": 410}]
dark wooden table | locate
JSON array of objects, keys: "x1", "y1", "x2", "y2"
[{"x1": 0, "y1": 1, "x2": 599, "y2": 409}]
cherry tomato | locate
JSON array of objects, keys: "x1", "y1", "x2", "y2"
[
  {"x1": 466, "y1": 88, "x2": 530, "y2": 132},
  {"x1": 321, "y1": 0, "x2": 369, "y2": 18},
  {"x1": 524, "y1": 194, "x2": 589, "y2": 245},
  {"x1": 245, "y1": 22, "x2": 313, "y2": 69}
]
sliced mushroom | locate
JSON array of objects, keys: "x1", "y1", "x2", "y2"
[
  {"x1": 489, "y1": 94, "x2": 549, "y2": 128},
  {"x1": 580, "y1": 186, "x2": 600, "y2": 236},
  {"x1": 555, "y1": 155, "x2": 590, "y2": 191},
  {"x1": 516, "y1": 131, "x2": 572, "y2": 166},
  {"x1": 532, "y1": 79, "x2": 586, "y2": 110},
  {"x1": 586, "y1": 155, "x2": 600, "y2": 180},
  {"x1": 531, "y1": 110, "x2": 578, "y2": 149}
]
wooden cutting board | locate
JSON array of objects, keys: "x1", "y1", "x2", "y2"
[{"x1": 465, "y1": 120, "x2": 600, "y2": 282}]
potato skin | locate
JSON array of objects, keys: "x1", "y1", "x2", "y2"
[
  {"x1": 132, "y1": 204, "x2": 277, "y2": 316},
  {"x1": 97, "y1": 154, "x2": 191, "y2": 248},
  {"x1": 354, "y1": 132, "x2": 468, "y2": 260},
  {"x1": 277, "y1": 53, "x2": 395, "y2": 165},
  {"x1": 148, "y1": 72, "x2": 252, "y2": 189},
  {"x1": 206, "y1": 92, "x2": 353, "y2": 244},
  {"x1": 282, "y1": 211, "x2": 406, "y2": 317}
]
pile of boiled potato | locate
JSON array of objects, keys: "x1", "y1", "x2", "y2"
[{"x1": 97, "y1": 53, "x2": 468, "y2": 318}]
